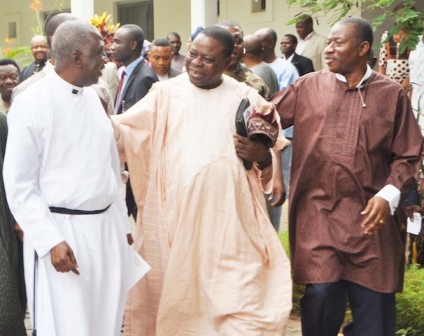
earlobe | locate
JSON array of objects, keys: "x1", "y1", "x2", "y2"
[
  {"x1": 72, "y1": 51, "x2": 83, "y2": 67},
  {"x1": 358, "y1": 42, "x2": 370, "y2": 57},
  {"x1": 224, "y1": 56, "x2": 231, "y2": 68},
  {"x1": 130, "y1": 41, "x2": 138, "y2": 51}
]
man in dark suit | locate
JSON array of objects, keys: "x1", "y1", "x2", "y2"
[
  {"x1": 166, "y1": 31, "x2": 186, "y2": 73},
  {"x1": 111, "y1": 24, "x2": 158, "y2": 218},
  {"x1": 280, "y1": 34, "x2": 314, "y2": 76},
  {"x1": 147, "y1": 39, "x2": 181, "y2": 81},
  {"x1": 111, "y1": 24, "x2": 158, "y2": 115}
]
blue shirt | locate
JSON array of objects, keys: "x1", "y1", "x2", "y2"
[{"x1": 120, "y1": 56, "x2": 144, "y2": 94}]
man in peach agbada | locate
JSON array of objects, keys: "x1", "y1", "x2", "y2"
[{"x1": 113, "y1": 26, "x2": 292, "y2": 335}]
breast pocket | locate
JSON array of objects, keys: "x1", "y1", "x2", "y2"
[{"x1": 361, "y1": 116, "x2": 394, "y2": 153}]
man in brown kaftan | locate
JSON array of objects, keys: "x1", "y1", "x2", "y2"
[{"x1": 272, "y1": 17, "x2": 423, "y2": 336}]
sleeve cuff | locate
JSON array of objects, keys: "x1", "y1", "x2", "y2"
[{"x1": 376, "y1": 184, "x2": 401, "y2": 215}]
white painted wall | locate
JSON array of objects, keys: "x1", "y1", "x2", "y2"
[
  {"x1": 0, "y1": 0, "x2": 361, "y2": 59},
  {"x1": 218, "y1": 0, "x2": 360, "y2": 57},
  {"x1": 153, "y1": 0, "x2": 191, "y2": 46},
  {"x1": 71, "y1": 0, "x2": 93, "y2": 21}
]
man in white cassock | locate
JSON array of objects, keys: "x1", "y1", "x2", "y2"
[{"x1": 3, "y1": 20, "x2": 147, "y2": 335}]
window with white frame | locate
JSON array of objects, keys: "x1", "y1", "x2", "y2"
[
  {"x1": 252, "y1": 0, "x2": 266, "y2": 12},
  {"x1": 117, "y1": 1, "x2": 154, "y2": 41}
]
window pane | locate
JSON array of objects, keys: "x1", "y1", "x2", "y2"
[{"x1": 117, "y1": 1, "x2": 154, "y2": 41}]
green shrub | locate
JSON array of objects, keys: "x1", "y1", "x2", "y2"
[
  {"x1": 1, "y1": 46, "x2": 32, "y2": 70},
  {"x1": 278, "y1": 231, "x2": 304, "y2": 315},
  {"x1": 396, "y1": 266, "x2": 424, "y2": 335}
]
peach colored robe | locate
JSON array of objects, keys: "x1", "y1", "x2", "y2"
[{"x1": 114, "y1": 74, "x2": 292, "y2": 335}]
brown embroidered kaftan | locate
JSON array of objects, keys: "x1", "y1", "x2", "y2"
[{"x1": 272, "y1": 70, "x2": 422, "y2": 293}]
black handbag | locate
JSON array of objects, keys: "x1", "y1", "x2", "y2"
[{"x1": 235, "y1": 98, "x2": 253, "y2": 170}]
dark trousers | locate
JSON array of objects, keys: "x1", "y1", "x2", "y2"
[
  {"x1": 126, "y1": 180, "x2": 137, "y2": 219},
  {"x1": 300, "y1": 280, "x2": 396, "y2": 336}
]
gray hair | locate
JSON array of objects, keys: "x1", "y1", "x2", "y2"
[
  {"x1": 30, "y1": 35, "x2": 48, "y2": 46},
  {"x1": 52, "y1": 20, "x2": 101, "y2": 64}
]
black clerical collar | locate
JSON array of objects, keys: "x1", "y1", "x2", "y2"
[{"x1": 71, "y1": 87, "x2": 84, "y2": 95}]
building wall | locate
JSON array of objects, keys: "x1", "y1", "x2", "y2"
[
  {"x1": 1, "y1": 0, "x2": 68, "y2": 48},
  {"x1": 0, "y1": 0, "x2": 193, "y2": 54},
  {"x1": 218, "y1": 0, "x2": 360, "y2": 58},
  {"x1": 1, "y1": 0, "x2": 361, "y2": 59},
  {"x1": 153, "y1": 0, "x2": 191, "y2": 43}
]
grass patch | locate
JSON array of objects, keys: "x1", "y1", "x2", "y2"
[
  {"x1": 278, "y1": 231, "x2": 303, "y2": 316},
  {"x1": 396, "y1": 265, "x2": 424, "y2": 335}
]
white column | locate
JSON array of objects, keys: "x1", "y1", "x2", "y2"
[
  {"x1": 191, "y1": 0, "x2": 217, "y2": 33},
  {"x1": 70, "y1": 0, "x2": 94, "y2": 22}
]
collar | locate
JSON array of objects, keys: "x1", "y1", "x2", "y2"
[
  {"x1": 418, "y1": 35, "x2": 424, "y2": 48},
  {"x1": 52, "y1": 70, "x2": 84, "y2": 95},
  {"x1": 300, "y1": 31, "x2": 314, "y2": 42},
  {"x1": 71, "y1": 86, "x2": 84, "y2": 95},
  {"x1": 285, "y1": 54, "x2": 295, "y2": 62},
  {"x1": 45, "y1": 60, "x2": 54, "y2": 70},
  {"x1": 124, "y1": 56, "x2": 144, "y2": 78},
  {"x1": 335, "y1": 64, "x2": 372, "y2": 88},
  {"x1": 157, "y1": 73, "x2": 169, "y2": 82}
]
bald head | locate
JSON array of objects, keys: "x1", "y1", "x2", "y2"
[
  {"x1": 30, "y1": 35, "x2": 48, "y2": 63},
  {"x1": 255, "y1": 28, "x2": 277, "y2": 44},
  {"x1": 242, "y1": 34, "x2": 265, "y2": 67},
  {"x1": 254, "y1": 28, "x2": 278, "y2": 62},
  {"x1": 217, "y1": 20, "x2": 243, "y2": 35},
  {"x1": 31, "y1": 35, "x2": 47, "y2": 45},
  {"x1": 46, "y1": 13, "x2": 77, "y2": 46},
  {"x1": 243, "y1": 34, "x2": 263, "y2": 56}
]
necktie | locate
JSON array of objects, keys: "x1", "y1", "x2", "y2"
[{"x1": 115, "y1": 70, "x2": 126, "y2": 113}]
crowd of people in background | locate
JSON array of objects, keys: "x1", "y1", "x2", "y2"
[{"x1": 0, "y1": 4, "x2": 423, "y2": 336}]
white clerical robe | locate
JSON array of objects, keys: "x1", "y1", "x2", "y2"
[
  {"x1": 3, "y1": 70, "x2": 145, "y2": 336},
  {"x1": 114, "y1": 74, "x2": 292, "y2": 335}
]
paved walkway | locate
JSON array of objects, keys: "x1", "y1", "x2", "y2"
[
  {"x1": 25, "y1": 311, "x2": 126, "y2": 335},
  {"x1": 286, "y1": 316, "x2": 302, "y2": 335},
  {"x1": 25, "y1": 313, "x2": 302, "y2": 335},
  {"x1": 281, "y1": 203, "x2": 302, "y2": 335}
]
